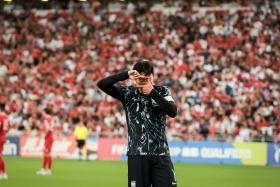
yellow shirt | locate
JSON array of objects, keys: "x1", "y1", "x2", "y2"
[{"x1": 74, "y1": 125, "x2": 89, "y2": 140}]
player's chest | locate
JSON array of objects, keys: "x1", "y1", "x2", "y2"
[{"x1": 126, "y1": 95, "x2": 161, "y2": 114}]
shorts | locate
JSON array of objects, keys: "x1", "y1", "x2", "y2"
[
  {"x1": 44, "y1": 147, "x2": 52, "y2": 154},
  {"x1": 76, "y1": 139, "x2": 85, "y2": 149},
  {"x1": 128, "y1": 155, "x2": 177, "y2": 187}
]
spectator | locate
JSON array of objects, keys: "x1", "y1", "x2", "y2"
[{"x1": 0, "y1": 0, "x2": 279, "y2": 143}]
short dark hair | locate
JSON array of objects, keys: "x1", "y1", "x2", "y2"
[
  {"x1": 133, "y1": 59, "x2": 154, "y2": 75},
  {"x1": 44, "y1": 108, "x2": 53, "y2": 115}
]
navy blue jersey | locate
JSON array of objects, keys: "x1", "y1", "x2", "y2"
[
  {"x1": 97, "y1": 71, "x2": 177, "y2": 156},
  {"x1": 118, "y1": 85, "x2": 174, "y2": 155}
]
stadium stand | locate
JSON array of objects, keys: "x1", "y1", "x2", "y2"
[{"x1": 0, "y1": 0, "x2": 279, "y2": 142}]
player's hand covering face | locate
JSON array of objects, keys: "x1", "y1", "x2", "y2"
[
  {"x1": 128, "y1": 70, "x2": 154, "y2": 95},
  {"x1": 128, "y1": 70, "x2": 141, "y2": 81},
  {"x1": 135, "y1": 75, "x2": 150, "y2": 87}
]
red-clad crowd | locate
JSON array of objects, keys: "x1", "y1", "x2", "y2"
[{"x1": 0, "y1": 0, "x2": 279, "y2": 142}]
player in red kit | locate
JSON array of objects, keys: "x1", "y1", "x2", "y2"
[
  {"x1": 37, "y1": 109, "x2": 54, "y2": 176},
  {"x1": 0, "y1": 109, "x2": 8, "y2": 180}
]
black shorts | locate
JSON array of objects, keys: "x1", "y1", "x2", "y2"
[
  {"x1": 128, "y1": 155, "x2": 177, "y2": 187},
  {"x1": 76, "y1": 140, "x2": 85, "y2": 149}
]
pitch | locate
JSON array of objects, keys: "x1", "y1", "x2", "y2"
[{"x1": 2, "y1": 157, "x2": 279, "y2": 187}]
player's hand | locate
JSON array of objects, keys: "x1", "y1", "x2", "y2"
[{"x1": 128, "y1": 70, "x2": 140, "y2": 81}]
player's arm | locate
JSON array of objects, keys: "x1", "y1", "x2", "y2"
[
  {"x1": 73, "y1": 127, "x2": 78, "y2": 139},
  {"x1": 2, "y1": 115, "x2": 9, "y2": 132},
  {"x1": 85, "y1": 127, "x2": 89, "y2": 139},
  {"x1": 149, "y1": 89, "x2": 177, "y2": 118},
  {"x1": 97, "y1": 70, "x2": 139, "y2": 100}
]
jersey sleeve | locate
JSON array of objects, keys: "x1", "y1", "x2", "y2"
[
  {"x1": 162, "y1": 86, "x2": 175, "y2": 102},
  {"x1": 97, "y1": 71, "x2": 129, "y2": 102},
  {"x1": 117, "y1": 85, "x2": 130, "y2": 102},
  {"x1": 150, "y1": 86, "x2": 177, "y2": 118}
]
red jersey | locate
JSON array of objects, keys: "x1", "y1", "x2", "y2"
[
  {"x1": 43, "y1": 114, "x2": 54, "y2": 151},
  {"x1": 0, "y1": 112, "x2": 8, "y2": 143},
  {"x1": 45, "y1": 131, "x2": 54, "y2": 151},
  {"x1": 43, "y1": 114, "x2": 53, "y2": 130}
]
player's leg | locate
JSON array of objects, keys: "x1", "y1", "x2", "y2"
[
  {"x1": 44, "y1": 149, "x2": 52, "y2": 175},
  {"x1": 0, "y1": 156, "x2": 5, "y2": 173},
  {"x1": 82, "y1": 142, "x2": 88, "y2": 160},
  {"x1": 45, "y1": 152, "x2": 51, "y2": 168},
  {"x1": 0, "y1": 156, "x2": 6, "y2": 178},
  {"x1": 47, "y1": 154, "x2": 52, "y2": 171},
  {"x1": 128, "y1": 155, "x2": 152, "y2": 187},
  {"x1": 37, "y1": 149, "x2": 48, "y2": 175},
  {"x1": 77, "y1": 140, "x2": 82, "y2": 160},
  {"x1": 0, "y1": 143, "x2": 7, "y2": 179},
  {"x1": 43, "y1": 150, "x2": 48, "y2": 169},
  {"x1": 151, "y1": 156, "x2": 177, "y2": 187}
]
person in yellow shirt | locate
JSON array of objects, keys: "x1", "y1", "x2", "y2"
[{"x1": 74, "y1": 121, "x2": 89, "y2": 160}]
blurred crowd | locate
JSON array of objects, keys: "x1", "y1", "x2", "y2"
[{"x1": 0, "y1": 0, "x2": 279, "y2": 142}]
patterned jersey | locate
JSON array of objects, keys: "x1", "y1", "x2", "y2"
[{"x1": 118, "y1": 85, "x2": 174, "y2": 155}]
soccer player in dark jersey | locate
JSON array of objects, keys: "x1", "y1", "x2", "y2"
[{"x1": 97, "y1": 60, "x2": 177, "y2": 187}]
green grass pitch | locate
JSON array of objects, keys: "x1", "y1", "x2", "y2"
[{"x1": 1, "y1": 157, "x2": 280, "y2": 187}]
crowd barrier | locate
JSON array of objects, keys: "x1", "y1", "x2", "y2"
[
  {"x1": 3, "y1": 135, "x2": 97, "y2": 160},
  {"x1": 3, "y1": 136, "x2": 280, "y2": 166},
  {"x1": 2, "y1": 136, "x2": 20, "y2": 156},
  {"x1": 96, "y1": 138, "x2": 280, "y2": 166}
]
